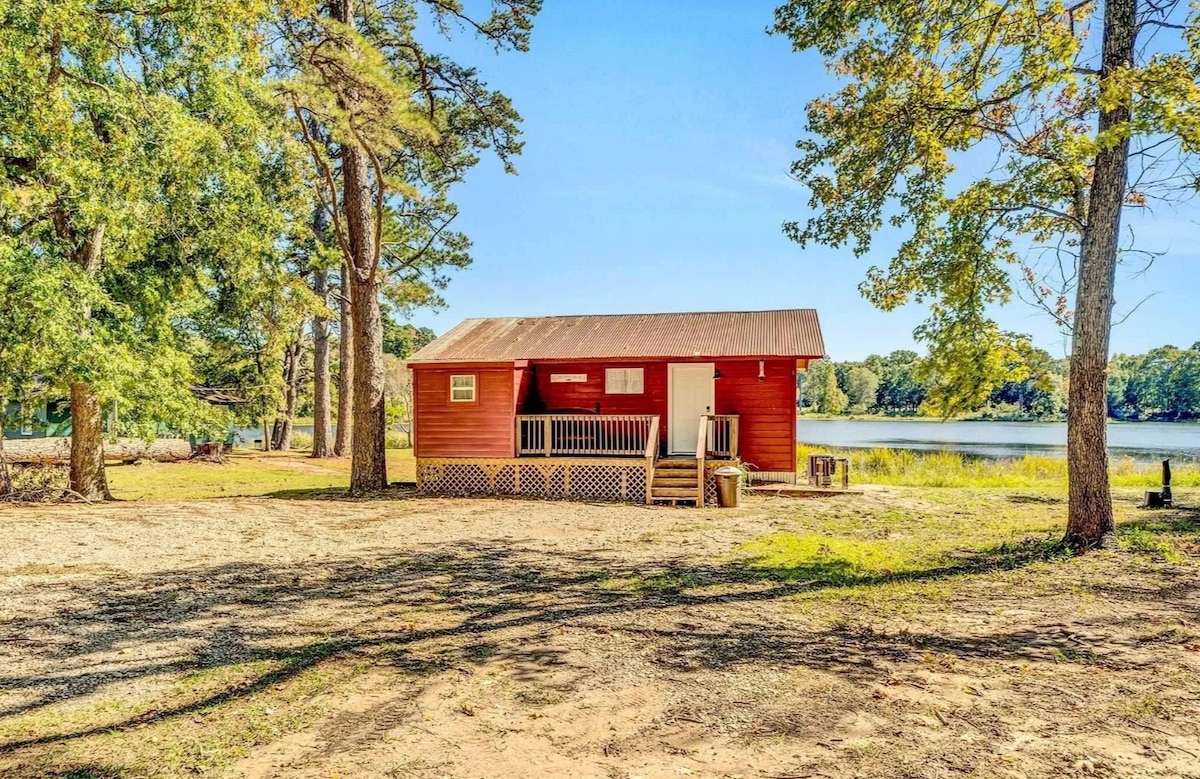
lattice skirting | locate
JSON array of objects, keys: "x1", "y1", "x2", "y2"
[{"x1": 417, "y1": 457, "x2": 649, "y2": 504}]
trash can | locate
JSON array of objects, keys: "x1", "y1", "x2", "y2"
[{"x1": 714, "y1": 466, "x2": 742, "y2": 508}]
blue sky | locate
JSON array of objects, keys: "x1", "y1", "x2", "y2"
[{"x1": 408, "y1": 0, "x2": 1200, "y2": 361}]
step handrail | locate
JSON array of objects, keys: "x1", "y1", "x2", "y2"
[
  {"x1": 695, "y1": 415, "x2": 708, "y2": 504},
  {"x1": 644, "y1": 415, "x2": 660, "y2": 505}
]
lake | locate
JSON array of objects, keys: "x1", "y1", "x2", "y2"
[
  {"x1": 233, "y1": 419, "x2": 1198, "y2": 463},
  {"x1": 797, "y1": 418, "x2": 1200, "y2": 463}
]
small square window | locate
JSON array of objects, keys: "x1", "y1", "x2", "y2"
[
  {"x1": 605, "y1": 368, "x2": 644, "y2": 394},
  {"x1": 450, "y1": 374, "x2": 476, "y2": 402}
]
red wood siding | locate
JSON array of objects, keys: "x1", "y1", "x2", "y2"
[
  {"x1": 713, "y1": 359, "x2": 796, "y2": 472},
  {"x1": 411, "y1": 358, "x2": 796, "y2": 468},
  {"x1": 413, "y1": 366, "x2": 515, "y2": 457},
  {"x1": 525, "y1": 362, "x2": 670, "y2": 447},
  {"x1": 514, "y1": 365, "x2": 532, "y2": 413}
]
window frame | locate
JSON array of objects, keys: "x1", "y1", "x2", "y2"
[
  {"x1": 449, "y1": 374, "x2": 477, "y2": 403},
  {"x1": 604, "y1": 367, "x2": 645, "y2": 395}
]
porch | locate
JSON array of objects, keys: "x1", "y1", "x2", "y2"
[
  {"x1": 416, "y1": 413, "x2": 741, "y2": 505},
  {"x1": 514, "y1": 413, "x2": 738, "y2": 461}
]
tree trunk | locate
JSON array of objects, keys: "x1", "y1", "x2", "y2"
[
  {"x1": 65, "y1": 223, "x2": 112, "y2": 499},
  {"x1": 273, "y1": 338, "x2": 302, "y2": 448},
  {"x1": 270, "y1": 417, "x2": 284, "y2": 450},
  {"x1": 4, "y1": 435, "x2": 191, "y2": 464},
  {"x1": 344, "y1": 145, "x2": 388, "y2": 493},
  {"x1": 312, "y1": 267, "x2": 334, "y2": 458},
  {"x1": 69, "y1": 382, "x2": 111, "y2": 501},
  {"x1": 326, "y1": 0, "x2": 385, "y2": 491},
  {"x1": 0, "y1": 402, "x2": 11, "y2": 497},
  {"x1": 1064, "y1": 0, "x2": 1135, "y2": 549},
  {"x1": 273, "y1": 340, "x2": 301, "y2": 451},
  {"x1": 334, "y1": 263, "x2": 354, "y2": 457}
]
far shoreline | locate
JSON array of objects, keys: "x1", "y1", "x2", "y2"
[{"x1": 798, "y1": 414, "x2": 1200, "y2": 425}]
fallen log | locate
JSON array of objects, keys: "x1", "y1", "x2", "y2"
[{"x1": 1, "y1": 436, "x2": 192, "y2": 465}]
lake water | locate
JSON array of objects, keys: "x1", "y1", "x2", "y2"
[
  {"x1": 798, "y1": 419, "x2": 1200, "y2": 463},
  {"x1": 233, "y1": 419, "x2": 1198, "y2": 463}
]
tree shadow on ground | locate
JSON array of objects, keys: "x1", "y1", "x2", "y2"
[
  {"x1": 0, "y1": 531, "x2": 1190, "y2": 757},
  {"x1": 264, "y1": 486, "x2": 420, "y2": 501}
]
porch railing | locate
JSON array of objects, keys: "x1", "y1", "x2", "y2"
[
  {"x1": 704, "y1": 414, "x2": 739, "y2": 459},
  {"x1": 517, "y1": 414, "x2": 659, "y2": 457}
]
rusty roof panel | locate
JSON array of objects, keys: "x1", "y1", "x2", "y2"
[{"x1": 409, "y1": 309, "x2": 825, "y2": 363}]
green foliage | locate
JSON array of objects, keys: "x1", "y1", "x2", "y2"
[
  {"x1": 0, "y1": 0, "x2": 307, "y2": 440},
  {"x1": 845, "y1": 365, "x2": 880, "y2": 413},
  {"x1": 774, "y1": 0, "x2": 1200, "y2": 412},
  {"x1": 278, "y1": 0, "x2": 540, "y2": 306},
  {"x1": 382, "y1": 318, "x2": 436, "y2": 358},
  {"x1": 1109, "y1": 343, "x2": 1200, "y2": 420},
  {"x1": 819, "y1": 360, "x2": 848, "y2": 414}
]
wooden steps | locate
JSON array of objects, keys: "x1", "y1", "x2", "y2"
[{"x1": 649, "y1": 458, "x2": 702, "y2": 505}]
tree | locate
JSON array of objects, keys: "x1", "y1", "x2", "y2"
[
  {"x1": 846, "y1": 365, "x2": 881, "y2": 413},
  {"x1": 774, "y1": 0, "x2": 1200, "y2": 547},
  {"x1": 383, "y1": 354, "x2": 414, "y2": 448},
  {"x1": 310, "y1": 204, "x2": 337, "y2": 458},
  {"x1": 334, "y1": 263, "x2": 354, "y2": 457},
  {"x1": 1, "y1": 0, "x2": 300, "y2": 498},
  {"x1": 279, "y1": 0, "x2": 539, "y2": 494},
  {"x1": 383, "y1": 318, "x2": 439, "y2": 358},
  {"x1": 875, "y1": 351, "x2": 927, "y2": 414},
  {"x1": 820, "y1": 362, "x2": 849, "y2": 414}
]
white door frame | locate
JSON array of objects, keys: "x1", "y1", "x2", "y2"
[{"x1": 668, "y1": 362, "x2": 715, "y2": 454}]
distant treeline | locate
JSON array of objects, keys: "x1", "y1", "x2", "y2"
[{"x1": 802, "y1": 344, "x2": 1200, "y2": 422}]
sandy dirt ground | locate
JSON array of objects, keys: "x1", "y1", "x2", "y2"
[{"x1": 0, "y1": 490, "x2": 1198, "y2": 778}]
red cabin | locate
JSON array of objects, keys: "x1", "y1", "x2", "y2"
[{"x1": 408, "y1": 309, "x2": 825, "y2": 505}]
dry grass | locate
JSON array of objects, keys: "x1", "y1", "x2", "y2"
[{"x1": 0, "y1": 477, "x2": 1198, "y2": 778}]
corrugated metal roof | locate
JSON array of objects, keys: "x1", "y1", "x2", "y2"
[{"x1": 409, "y1": 309, "x2": 825, "y2": 363}]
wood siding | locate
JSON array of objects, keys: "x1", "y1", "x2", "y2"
[
  {"x1": 413, "y1": 366, "x2": 515, "y2": 458},
  {"x1": 712, "y1": 359, "x2": 796, "y2": 472},
  {"x1": 526, "y1": 362, "x2": 670, "y2": 448},
  {"x1": 522, "y1": 359, "x2": 796, "y2": 469}
]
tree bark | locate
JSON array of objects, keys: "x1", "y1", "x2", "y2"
[
  {"x1": 273, "y1": 340, "x2": 301, "y2": 451},
  {"x1": 334, "y1": 263, "x2": 354, "y2": 457},
  {"x1": 324, "y1": 0, "x2": 385, "y2": 491},
  {"x1": 69, "y1": 382, "x2": 111, "y2": 500},
  {"x1": 311, "y1": 266, "x2": 335, "y2": 458},
  {"x1": 0, "y1": 400, "x2": 11, "y2": 497},
  {"x1": 344, "y1": 145, "x2": 388, "y2": 493},
  {"x1": 1065, "y1": 0, "x2": 1135, "y2": 549},
  {"x1": 4, "y1": 435, "x2": 190, "y2": 464}
]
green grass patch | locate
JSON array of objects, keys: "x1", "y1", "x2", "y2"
[
  {"x1": 1118, "y1": 525, "x2": 1183, "y2": 562},
  {"x1": 796, "y1": 443, "x2": 1200, "y2": 488},
  {"x1": 105, "y1": 449, "x2": 416, "y2": 501}
]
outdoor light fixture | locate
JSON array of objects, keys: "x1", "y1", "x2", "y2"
[
  {"x1": 713, "y1": 368, "x2": 723, "y2": 379},
  {"x1": 758, "y1": 360, "x2": 765, "y2": 382}
]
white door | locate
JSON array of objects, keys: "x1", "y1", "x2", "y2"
[{"x1": 668, "y1": 363, "x2": 715, "y2": 454}]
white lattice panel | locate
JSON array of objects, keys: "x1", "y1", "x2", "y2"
[{"x1": 417, "y1": 458, "x2": 648, "y2": 504}]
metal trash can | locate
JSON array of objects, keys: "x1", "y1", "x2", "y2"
[{"x1": 714, "y1": 466, "x2": 742, "y2": 508}]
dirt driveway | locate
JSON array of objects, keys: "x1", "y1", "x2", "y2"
[{"x1": 0, "y1": 489, "x2": 1198, "y2": 778}]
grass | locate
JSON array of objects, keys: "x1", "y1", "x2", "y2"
[
  {"x1": 2, "y1": 465, "x2": 1198, "y2": 777},
  {"x1": 104, "y1": 449, "x2": 417, "y2": 501},
  {"x1": 797, "y1": 443, "x2": 1200, "y2": 488},
  {"x1": 737, "y1": 487, "x2": 1072, "y2": 595}
]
